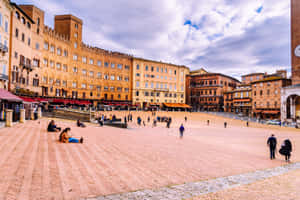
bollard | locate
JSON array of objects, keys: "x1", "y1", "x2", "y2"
[
  {"x1": 20, "y1": 109, "x2": 25, "y2": 123},
  {"x1": 5, "y1": 109, "x2": 13, "y2": 127},
  {"x1": 37, "y1": 107, "x2": 42, "y2": 118}
]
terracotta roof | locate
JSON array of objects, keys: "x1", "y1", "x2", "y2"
[{"x1": 251, "y1": 76, "x2": 290, "y2": 84}]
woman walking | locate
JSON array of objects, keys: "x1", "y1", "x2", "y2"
[{"x1": 279, "y1": 139, "x2": 292, "y2": 162}]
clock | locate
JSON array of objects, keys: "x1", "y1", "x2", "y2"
[{"x1": 295, "y1": 45, "x2": 300, "y2": 57}]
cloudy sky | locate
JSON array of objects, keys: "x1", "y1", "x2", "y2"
[{"x1": 14, "y1": 0, "x2": 291, "y2": 79}]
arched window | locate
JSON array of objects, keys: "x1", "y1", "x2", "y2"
[
  {"x1": 21, "y1": 17, "x2": 25, "y2": 24},
  {"x1": 15, "y1": 11, "x2": 20, "y2": 19}
]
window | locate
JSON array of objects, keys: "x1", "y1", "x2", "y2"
[
  {"x1": 104, "y1": 62, "x2": 109, "y2": 67},
  {"x1": 136, "y1": 91, "x2": 139, "y2": 96},
  {"x1": 43, "y1": 77, "x2": 47, "y2": 83},
  {"x1": 165, "y1": 68, "x2": 167, "y2": 73},
  {"x1": 267, "y1": 90, "x2": 270, "y2": 95},
  {"x1": 44, "y1": 42, "x2": 49, "y2": 50},
  {"x1": 110, "y1": 75, "x2": 115, "y2": 80},
  {"x1": 63, "y1": 50, "x2": 68, "y2": 57},
  {"x1": 15, "y1": 28, "x2": 19, "y2": 38},
  {"x1": 89, "y1": 59, "x2": 94, "y2": 65},
  {"x1": 72, "y1": 82, "x2": 77, "y2": 88},
  {"x1": 73, "y1": 67, "x2": 78, "y2": 72},
  {"x1": 50, "y1": 45, "x2": 55, "y2": 52},
  {"x1": 275, "y1": 90, "x2": 278, "y2": 95},
  {"x1": 50, "y1": 61, "x2": 54, "y2": 68},
  {"x1": 117, "y1": 76, "x2": 122, "y2": 81},
  {"x1": 104, "y1": 74, "x2": 109, "y2": 80},
  {"x1": 15, "y1": 11, "x2": 20, "y2": 19},
  {"x1": 28, "y1": 38, "x2": 31, "y2": 46},
  {"x1": 56, "y1": 79, "x2": 61, "y2": 86},
  {"x1": 35, "y1": 43, "x2": 40, "y2": 50},
  {"x1": 136, "y1": 73, "x2": 140, "y2": 77},
  {"x1": 260, "y1": 90, "x2": 263, "y2": 96},
  {"x1": 49, "y1": 78, "x2": 53, "y2": 84},
  {"x1": 74, "y1": 33, "x2": 78, "y2": 38},
  {"x1": 181, "y1": 86, "x2": 184, "y2": 91},
  {"x1": 43, "y1": 58, "x2": 48, "y2": 66},
  {"x1": 57, "y1": 48, "x2": 61, "y2": 55},
  {"x1": 21, "y1": 17, "x2": 25, "y2": 24},
  {"x1": 117, "y1": 64, "x2": 122, "y2": 69},
  {"x1": 73, "y1": 54, "x2": 78, "y2": 61},
  {"x1": 26, "y1": 22, "x2": 31, "y2": 29},
  {"x1": 104, "y1": 86, "x2": 108, "y2": 91},
  {"x1": 145, "y1": 65, "x2": 148, "y2": 71},
  {"x1": 110, "y1": 87, "x2": 115, "y2": 91},
  {"x1": 62, "y1": 81, "x2": 67, "y2": 87},
  {"x1": 82, "y1": 57, "x2": 87, "y2": 63},
  {"x1": 89, "y1": 85, "x2": 93, "y2": 89},
  {"x1": 125, "y1": 77, "x2": 129, "y2": 82},
  {"x1": 75, "y1": 24, "x2": 78, "y2": 29},
  {"x1": 136, "y1": 81, "x2": 140, "y2": 87},
  {"x1": 97, "y1": 60, "x2": 101, "y2": 66},
  {"x1": 117, "y1": 87, "x2": 122, "y2": 92},
  {"x1": 97, "y1": 72, "x2": 102, "y2": 78},
  {"x1": 145, "y1": 82, "x2": 148, "y2": 88},
  {"x1": 63, "y1": 65, "x2": 68, "y2": 72},
  {"x1": 82, "y1": 69, "x2": 87, "y2": 75},
  {"x1": 125, "y1": 88, "x2": 129, "y2": 92},
  {"x1": 136, "y1": 64, "x2": 140, "y2": 70},
  {"x1": 56, "y1": 63, "x2": 61, "y2": 70},
  {"x1": 21, "y1": 33, "x2": 25, "y2": 42},
  {"x1": 111, "y1": 63, "x2": 115, "y2": 68},
  {"x1": 81, "y1": 83, "x2": 86, "y2": 89},
  {"x1": 125, "y1": 65, "x2": 130, "y2": 70},
  {"x1": 97, "y1": 86, "x2": 101, "y2": 91},
  {"x1": 89, "y1": 71, "x2": 94, "y2": 77}
]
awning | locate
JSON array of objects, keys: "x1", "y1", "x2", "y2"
[
  {"x1": 20, "y1": 96, "x2": 38, "y2": 103},
  {"x1": 0, "y1": 89, "x2": 23, "y2": 102},
  {"x1": 35, "y1": 98, "x2": 48, "y2": 103},
  {"x1": 163, "y1": 103, "x2": 191, "y2": 108}
]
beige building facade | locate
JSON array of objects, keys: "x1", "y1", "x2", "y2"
[
  {"x1": 0, "y1": 0, "x2": 12, "y2": 89},
  {"x1": 132, "y1": 58, "x2": 189, "y2": 108}
]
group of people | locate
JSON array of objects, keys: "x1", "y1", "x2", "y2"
[
  {"x1": 47, "y1": 120, "x2": 84, "y2": 144},
  {"x1": 267, "y1": 134, "x2": 292, "y2": 162}
]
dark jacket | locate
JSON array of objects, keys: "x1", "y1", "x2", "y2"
[{"x1": 267, "y1": 136, "x2": 277, "y2": 148}]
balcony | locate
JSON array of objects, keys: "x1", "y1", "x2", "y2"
[
  {"x1": 19, "y1": 58, "x2": 34, "y2": 72},
  {"x1": 0, "y1": 43, "x2": 8, "y2": 54}
]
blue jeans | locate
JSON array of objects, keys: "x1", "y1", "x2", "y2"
[{"x1": 69, "y1": 138, "x2": 79, "y2": 143}]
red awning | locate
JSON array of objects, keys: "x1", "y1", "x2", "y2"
[
  {"x1": 0, "y1": 89, "x2": 23, "y2": 102},
  {"x1": 35, "y1": 98, "x2": 48, "y2": 103},
  {"x1": 263, "y1": 110, "x2": 280, "y2": 114},
  {"x1": 20, "y1": 96, "x2": 38, "y2": 103}
]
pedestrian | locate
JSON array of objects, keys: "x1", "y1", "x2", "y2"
[
  {"x1": 153, "y1": 119, "x2": 157, "y2": 127},
  {"x1": 143, "y1": 121, "x2": 146, "y2": 126},
  {"x1": 147, "y1": 116, "x2": 150, "y2": 123},
  {"x1": 179, "y1": 124, "x2": 185, "y2": 138},
  {"x1": 267, "y1": 134, "x2": 277, "y2": 160},
  {"x1": 207, "y1": 120, "x2": 210, "y2": 126},
  {"x1": 184, "y1": 116, "x2": 187, "y2": 122},
  {"x1": 279, "y1": 139, "x2": 292, "y2": 162},
  {"x1": 166, "y1": 119, "x2": 170, "y2": 128},
  {"x1": 224, "y1": 122, "x2": 227, "y2": 128},
  {"x1": 124, "y1": 116, "x2": 127, "y2": 124},
  {"x1": 246, "y1": 121, "x2": 249, "y2": 127}
]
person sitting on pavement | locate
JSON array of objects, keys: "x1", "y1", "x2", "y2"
[
  {"x1": 77, "y1": 119, "x2": 86, "y2": 128},
  {"x1": 59, "y1": 128, "x2": 83, "y2": 143},
  {"x1": 47, "y1": 120, "x2": 61, "y2": 132}
]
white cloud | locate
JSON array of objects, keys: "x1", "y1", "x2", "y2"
[{"x1": 14, "y1": 0, "x2": 291, "y2": 79}]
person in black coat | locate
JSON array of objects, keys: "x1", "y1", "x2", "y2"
[
  {"x1": 267, "y1": 134, "x2": 277, "y2": 160},
  {"x1": 280, "y1": 139, "x2": 292, "y2": 162}
]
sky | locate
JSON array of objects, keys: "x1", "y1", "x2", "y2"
[{"x1": 14, "y1": 0, "x2": 291, "y2": 80}]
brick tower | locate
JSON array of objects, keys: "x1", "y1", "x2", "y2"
[{"x1": 291, "y1": 0, "x2": 300, "y2": 84}]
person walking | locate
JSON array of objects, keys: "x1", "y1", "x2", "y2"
[
  {"x1": 246, "y1": 121, "x2": 249, "y2": 127},
  {"x1": 179, "y1": 124, "x2": 185, "y2": 139},
  {"x1": 279, "y1": 139, "x2": 292, "y2": 162},
  {"x1": 267, "y1": 134, "x2": 277, "y2": 160},
  {"x1": 207, "y1": 120, "x2": 210, "y2": 126},
  {"x1": 224, "y1": 122, "x2": 227, "y2": 128},
  {"x1": 184, "y1": 116, "x2": 187, "y2": 122}
]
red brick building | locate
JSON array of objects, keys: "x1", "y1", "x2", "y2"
[
  {"x1": 252, "y1": 77, "x2": 291, "y2": 119},
  {"x1": 186, "y1": 71, "x2": 240, "y2": 111}
]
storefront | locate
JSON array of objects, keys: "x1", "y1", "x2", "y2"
[{"x1": 0, "y1": 89, "x2": 23, "y2": 122}]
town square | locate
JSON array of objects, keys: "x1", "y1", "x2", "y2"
[{"x1": 0, "y1": 0, "x2": 299, "y2": 199}]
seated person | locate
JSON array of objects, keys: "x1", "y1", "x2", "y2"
[
  {"x1": 76, "y1": 120, "x2": 86, "y2": 128},
  {"x1": 59, "y1": 128, "x2": 83, "y2": 143},
  {"x1": 47, "y1": 120, "x2": 61, "y2": 132}
]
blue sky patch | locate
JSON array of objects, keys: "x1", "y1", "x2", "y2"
[{"x1": 256, "y1": 6, "x2": 263, "y2": 13}]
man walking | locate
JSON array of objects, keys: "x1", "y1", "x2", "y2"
[
  {"x1": 267, "y1": 134, "x2": 277, "y2": 160},
  {"x1": 179, "y1": 124, "x2": 185, "y2": 139}
]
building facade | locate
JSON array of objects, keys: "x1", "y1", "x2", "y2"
[
  {"x1": 8, "y1": 3, "x2": 42, "y2": 95},
  {"x1": 252, "y1": 77, "x2": 291, "y2": 119},
  {"x1": 186, "y1": 72, "x2": 240, "y2": 111},
  {"x1": 132, "y1": 58, "x2": 189, "y2": 108},
  {"x1": 241, "y1": 73, "x2": 264, "y2": 85},
  {"x1": 0, "y1": 0, "x2": 11, "y2": 89},
  {"x1": 224, "y1": 84, "x2": 252, "y2": 115}
]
